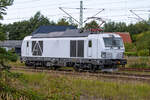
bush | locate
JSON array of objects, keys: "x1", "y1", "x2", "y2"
[
  {"x1": 7, "y1": 51, "x2": 18, "y2": 62},
  {"x1": 124, "y1": 43, "x2": 136, "y2": 52},
  {"x1": 137, "y1": 49, "x2": 149, "y2": 56},
  {"x1": 128, "y1": 63, "x2": 149, "y2": 68},
  {"x1": 0, "y1": 71, "x2": 45, "y2": 100},
  {"x1": 127, "y1": 57, "x2": 150, "y2": 68},
  {"x1": 0, "y1": 48, "x2": 18, "y2": 62},
  {"x1": 124, "y1": 52, "x2": 137, "y2": 56},
  {"x1": 136, "y1": 31, "x2": 150, "y2": 51}
]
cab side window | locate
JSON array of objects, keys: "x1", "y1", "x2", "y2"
[
  {"x1": 88, "y1": 40, "x2": 92, "y2": 47},
  {"x1": 27, "y1": 41, "x2": 29, "y2": 47}
]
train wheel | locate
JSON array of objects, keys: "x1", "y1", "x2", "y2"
[
  {"x1": 53, "y1": 65, "x2": 60, "y2": 70},
  {"x1": 25, "y1": 61, "x2": 30, "y2": 66},
  {"x1": 89, "y1": 65, "x2": 97, "y2": 72},
  {"x1": 92, "y1": 65, "x2": 97, "y2": 72},
  {"x1": 33, "y1": 62, "x2": 37, "y2": 69},
  {"x1": 73, "y1": 65, "x2": 80, "y2": 72},
  {"x1": 25, "y1": 62, "x2": 29, "y2": 66}
]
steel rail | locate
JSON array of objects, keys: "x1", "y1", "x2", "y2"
[{"x1": 11, "y1": 67, "x2": 150, "y2": 82}]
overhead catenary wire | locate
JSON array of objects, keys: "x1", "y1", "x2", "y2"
[
  {"x1": 3, "y1": 12, "x2": 81, "y2": 21},
  {"x1": 3, "y1": 12, "x2": 149, "y2": 21},
  {"x1": 11, "y1": 0, "x2": 150, "y2": 11},
  {"x1": 7, "y1": 4, "x2": 150, "y2": 14},
  {"x1": 2, "y1": 0, "x2": 150, "y2": 24},
  {"x1": 6, "y1": 0, "x2": 150, "y2": 13},
  {"x1": 13, "y1": 0, "x2": 79, "y2": 6}
]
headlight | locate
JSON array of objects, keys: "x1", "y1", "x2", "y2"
[
  {"x1": 117, "y1": 52, "x2": 124, "y2": 58},
  {"x1": 101, "y1": 52, "x2": 112, "y2": 58},
  {"x1": 122, "y1": 52, "x2": 124, "y2": 58},
  {"x1": 101, "y1": 52, "x2": 106, "y2": 58},
  {"x1": 107, "y1": 52, "x2": 112, "y2": 58}
]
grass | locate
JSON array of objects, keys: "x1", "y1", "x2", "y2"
[
  {"x1": 0, "y1": 70, "x2": 45, "y2": 100},
  {"x1": 8, "y1": 60, "x2": 25, "y2": 67},
  {"x1": 11, "y1": 70, "x2": 150, "y2": 100},
  {"x1": 5, "y1": 57, "x2": 150, "y2": 99},
  {"x1": 118, "y1": 70, "x2": 150, "y2": 75},
  {"x1": 125, "y1": 57, "x2": 150, "y2": 68}
]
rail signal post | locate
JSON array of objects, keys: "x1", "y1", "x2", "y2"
[
  {"x1": 59, "y1": 1, "x2": 104, "y2": 28},
  {"x1": 80, "y1": 1, "x2": 83, "y2": 28}
]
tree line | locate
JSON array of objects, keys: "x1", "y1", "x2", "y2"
[
  {"x1": 1, "y1": 11, "x2": 150, "y2": 41},
  {"x1": 2, "y1": 12, "x2": 77, "y2": 40}
]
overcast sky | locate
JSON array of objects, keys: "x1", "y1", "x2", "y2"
[{"x1": 1, "y1": 0, "x2": 150, "y2": 25}]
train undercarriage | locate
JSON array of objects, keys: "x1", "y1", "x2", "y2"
[{"x1": 23, "y1": 57, "x2": 127, "y2": 72}]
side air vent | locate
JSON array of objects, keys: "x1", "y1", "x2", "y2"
[{"x1": 70, "y1": 40, "x2": 84, "y2": 57}]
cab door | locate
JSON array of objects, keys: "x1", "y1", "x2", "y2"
[
  {"x1": 26, "y1": 41, "x2": 29, "y2": 55},
  {"x1": 87, "y1": 40, "x2": 92, "y2": 57}
]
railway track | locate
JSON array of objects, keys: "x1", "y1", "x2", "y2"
[
  {"x1": 119, "y1": 67, "x2": 150, "y2": 72},
  {"x1": 11, "y1": 66, "x2": 150, "y2": 82}
]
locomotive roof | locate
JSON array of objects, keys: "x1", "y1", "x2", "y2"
[
  {"x1": 32, "y1": 29, "x2": 91, "y2": 38},
  {"x1": 32, "y1": 25, "x2": 77, "y2": 35}
]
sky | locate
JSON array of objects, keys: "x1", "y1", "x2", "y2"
[{"x1": 1, "y1": 0, "x2": 150, "y2": 25}]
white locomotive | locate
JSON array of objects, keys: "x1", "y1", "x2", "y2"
[{"x1": 21, "y1": 29, "x2": 127, "y2": 71}]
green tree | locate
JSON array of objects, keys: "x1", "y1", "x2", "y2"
[
  {"x1": 0, "y1": 0, "x2": 13, "y2": 40},
  {"x1": 4, "y1": 15, "x2": 78, "y2": 40},
  {"x1": 104, "y1": 22, "x2": 127, "y2": 32},
  {"x1": 136, "y1": 31, "x2": 150, "y2": 55},
  {"x1": 104, "y1": 22, "x2": 116, "y2": 32},
  {"x1": 29, "y1": 11, "x2": 51, "y2": 32},
  {"x1": 85, "y1": 20, "x2": 99, "y2": 29},
  {"x1": 57, "y1": 18, "x2": 69, "y2": 26},
  {"x1": 0, "y1": 0, "x2": 13, "y2": 19},
  {"x1": 0, "y1": 24, "x2": 6, "y2": 40},
  {"x1": 104, "y1": 21, "x2": 150, "y2": 34},
  {"x1": 124, "y1": 43, "x2": 136, "y2": 52},
  {"x1": 0, "y1": 0, "x2": 16, "y2": 69},
  {"x1": 127, "y1": 21, "x2": 150, "y2": 35},
  {"x1": 4, "y1": 21, "x2": 30, "y2": 40},
  {"x1": 4, "y1": 12, "x2": 54, "y2": 40}
]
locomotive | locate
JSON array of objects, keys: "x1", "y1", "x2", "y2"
[{"x1": 21, "y1": 29, "x2": 127, "y2": 71}]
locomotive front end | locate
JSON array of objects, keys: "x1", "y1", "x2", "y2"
[{"x1": 100, "y1": 34, "x2": 127, "y2": 68}]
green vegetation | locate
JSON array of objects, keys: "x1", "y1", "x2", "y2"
[
  {"x1": 0, "y1": 1, "x2": 42, "y2": 99},
  {"x1": 0, "y1": 48, "x2": 17, "y2": 69},
  {"x1": 0, "y1": 0, "x2": 14, "y2": 40},
  {"x1": 8, "y1": 60, "x2": 25, "y2": 67},
  {"x1": 124, "y1": 31, "x2": 150, "y2": 56},
  {"x1": 126, "y1": 57, "x2": 150, "y2": 68},
  {"x1": 85, "y1": 20, "x2": 99, "y2": 30},
  {"x1": 124, "y1": 52, "x2": 137, "y2": 56},
  {"x1": 104, "y1": 21, "x2": 150, "y2": 35},
  {"x1": 0, "y1": 0, "x2": 14, "y2": 19},
  {"x1": 0, "y1": 70, "x2": 45, "y2": 100},
  {"x1": 2, "y1": 12, "x2": 77, "y2": 40},
  {"x1": 9, "y1": 70, "x2": 150, "y2": 100},
  {"x1": 136, "y1": 31, "x2": 150, "y2": 53}
]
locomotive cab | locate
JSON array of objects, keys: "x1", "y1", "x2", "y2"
[
  {"x1": 101, "y1": 34, "x2": 125, "y2": 59},
  {"x1": 87, "y1": 33, "x2": 126, "y2": 71}
]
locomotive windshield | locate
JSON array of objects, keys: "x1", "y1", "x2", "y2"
[{"x1": 103, "y1": 37, "x2": 123, "y2": 47}]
